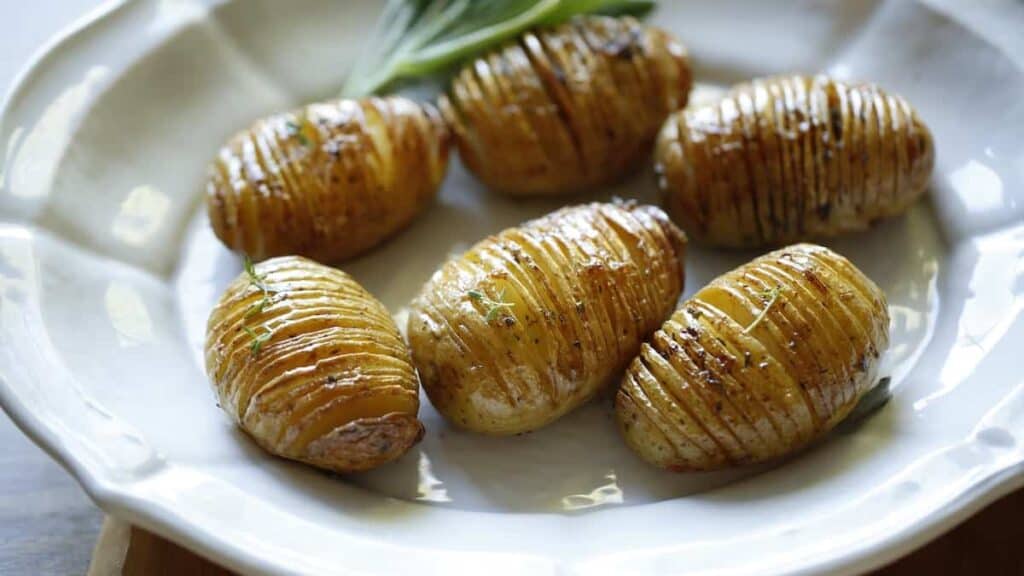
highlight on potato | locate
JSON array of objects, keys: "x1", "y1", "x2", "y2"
[
  {"x1": 205, "y1": 256, "x2": 424, "y2": 473},
  {"x1": 655, "y1": 75, "x2": 934, "y2": 247},
  {"x1": 440, "y1": 15, "x2": 692, "y2": 196},
  {"x1": 407, "y1": 201, "x2": 687, "y2": 435},
  {"x1": 206, "y1": 96, "x2": 449, "y2": 263},
  {"x1": 615, "y1": 243, "x2": 890, "y2": 471}
]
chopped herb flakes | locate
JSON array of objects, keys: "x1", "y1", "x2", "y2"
[
  {"x1": 469, "y1": 287, "x2": 515, "y2": 323},
  {"x1": 285, "y1": 119, "x2": 310, "y2": 146},
  {"x1": 242, "y1": 255, "x2": 278, "y2": 355}
]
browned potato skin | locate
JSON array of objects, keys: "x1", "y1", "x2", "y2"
[
  {"x1": 207, "y1": 97, "x2": 449, "y2": 263},
  {"x1": 205, "y1": 256, "x2": 424, "y2": 472},
  {"x1": 616, "y1": 244, "x2": 889, "y2": 471},
  {"x1": 656, "y1": 75, "x2": 934, "y2": 247},
  {"x1": 440, "y1": 16, "x2": 692, "y2": 196},
  {"x1": 407, "y1": 202, "x2": 687, "y2": 435}
]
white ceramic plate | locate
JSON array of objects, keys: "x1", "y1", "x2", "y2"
[{"x1": 2, "y1": 1, "x2": 1024, "y2": 574}]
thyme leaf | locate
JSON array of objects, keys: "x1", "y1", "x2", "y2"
[
  {"x1": 243, "y1": 255, "x2": 279, "y2": 296},
  {"x1": 243, "y1": 255, "x2": 264, "y2": 284},
  {"x1": 285, "y1": 119, "x2": 310, "y2": 146},
  {"x1": 743, "y1": 286, "x2": 781, "y2": 334},
  {"x1": 468, "y1": 287, "x2": 514, "y2": 323},
  {"x1": 846, "y1": 377, "x2": 892, "y2": 424},
  {"x1": 244, "y1": 294, "x2": 273, "y2": 318},
  {"x1": 241, "y1": 255, "x2": 277, "y2": 355},
  {"x1": 243, "y1": 325, "x2": 273, "y2": 357}
]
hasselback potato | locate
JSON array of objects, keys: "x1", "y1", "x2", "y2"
[
  {"x1": 205, "y1": 256, "x2": 424, "y2": 472},
  {"x1": 616, "y1": 244, "x2": 889, "y2": 471},
  {"x1": 440, "y1": 15, "x2": 692, "y2": 196},
  {"x1": 207, "y1": 96, "x2": 449, "y2": 263},
  {"x1": 407, "y1": 202, "x2": 687, "y2": 435},
  {"x1": 655, "y1": 75, "x2": 934, "y2": 246}
]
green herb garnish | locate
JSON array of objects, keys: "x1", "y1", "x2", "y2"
[
  {"x1": 244, "y1": 256, "x2": 279, "y2": 295},
  {"x1": 243, "y1": 325, "x2": 273, "y2": 357},
  {"x1": 847, "y1": 377, "x2": 892, "y2": 423},
  {"x1": 743, "y1": 286, "x2": 781, "y2": 334},
  {"x1": 244, "y1": 295, "x2": 272, "y2": 319},
  {"x1": 285, "y1": 120, "x2": 310, "y2": 146},
  {"x1": 242, "y1": 255, "x2": 278, "y2": 355},
  {"x1": 243, "y1": 255, "x2": 266, "y2": 285},
  {"x1": 468, "y1": 287, "x2": 515, "y2": 322},
  {"x1": 341, "y1": 0, "x2": 656, "y2": 97}
]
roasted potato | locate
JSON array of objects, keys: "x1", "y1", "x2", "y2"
[
  {"x1": 205, "y1": 256, "x2": 424, "y2": 472},
  {"x1": 616, "y1": 244, "x2": 889, "y2": 471},
  {"x1": 440, "y1": 16, "x2": 692, "y2": 196},
  {"x1": 407, "y1": 202, "x2": 687, "y2": 435},
  {"x1": 656, "y1": 75, "x2": 934, "y2": 246},
  {"x1": 207, "y1": 96, "x2": 449, "y2": 263}
]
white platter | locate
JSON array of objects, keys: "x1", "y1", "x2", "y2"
[{"x1": 2, "y1": 0, "x2": 1024, "y2": 574}]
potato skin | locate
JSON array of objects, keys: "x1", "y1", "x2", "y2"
[
  {"x1": 616, "y1": 244, "x2": 889, "y2": 471},
  {"x1": 407, "y1": 202, "x2": 687, "y2": 435},
  {"x1": 207, "y1": 97, "x2": 449, "y2": 263},
  {"x1": 440, "y1": 16, "x2": 692, "y2": 196},
  {"x1": 656, "y1": 75, "x2": 934, "y2": 246},
  {"x1": 205, "y1": 256, "x2": 423, "y2": 472}
]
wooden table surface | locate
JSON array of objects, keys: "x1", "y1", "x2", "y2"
[{"x1": 5, "y1": 1, "x2": 1024, "y2": 575}]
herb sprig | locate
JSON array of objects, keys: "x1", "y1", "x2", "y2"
[
  {"x1": 743, "y1": 286, "x2": 781, "y2": 334},
  {"x1": 243, "y1": 256, "x2": 279, "y2": 317},
  {"x1": 242, "y1": 255, "x2": 279, "y2": 356},
  {"x1": 243, "y1": 325, "x2": 273, "y2": 356},
  {"x1": 285, "y1": 120, "x2": 310, "y2": 146},
  {"x1": 844, "y1": 376, "x2": 892, "y2": 426},
  {"x1": 341, "y1": 0, "x2": 656, "y2": 97},
  {"x1": 468, "y1": 287, "x2": 515, "y2": 322}
]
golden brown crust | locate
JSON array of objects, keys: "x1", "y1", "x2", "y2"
[
  {"x1": 440, "y1": 16, "x2": 692, "y2": 196},
  {"x1": 656, "y1": 75, "x2": 934, "y2": 246},
  {"x1": 615, "y1": 243, "x2": 890, "y2": 471},
  {"x1": 407, "y1": 202, "x2": 687, "y2": 435},
  {"x1": 205, "y1": 256, "x2": 423, "y2": 473},
  {"x1": 207, "y1": 97, "x2": 449, "y2": 263}
]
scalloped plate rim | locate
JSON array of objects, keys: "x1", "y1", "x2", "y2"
[{"x1": 1, "y1": 1, "x2": 1023, "y2": 575}]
